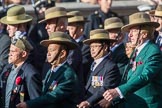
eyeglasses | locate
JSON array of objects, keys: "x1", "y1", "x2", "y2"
[{"x1": 90, "y1": 44, "x2": 103, "y2": 49}]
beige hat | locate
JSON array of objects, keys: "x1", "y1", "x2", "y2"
[
  {"x1": 83, "y1": 29, "x2": 116, "y2": 45},
  {"x1": 40, "y1": 32, "x2": 77, "y2": 50},
  {"x1": 1, "y1": 5, "x2": 33, "y2": 25},
  {"x1": 11, "y1": 38, "x2": 33, "y2": 51},
  {"x1": 104, "y1": 17, "x2": 124, "y2": 30},
  {"x1": 121, "y1": 12, "x2": 159, "y2": 32},
  {"x1": 67, "y1": 11, "x2": 89, "y2": 24},
  {"x1": 39, "y1": 7, "x2": 72, "y2": 23},
  {"x1": 154, "y1": 5, "x2": 162, "y2": 17}
]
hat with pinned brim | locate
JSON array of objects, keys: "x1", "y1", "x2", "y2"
[
  {"x1": 104, "y1": 17, "x2": 123, "y2": 30},
  {"x1": 121, "y1": 12, "x2": 159, "y2": 32},
  {"x1": 40, "y1": 32, "x2": 77, "y2": 50},
  {"x1": 83, "y1": 29, "x2": 116, "y2": 45},
  {"x1": 67, "y1": 11, "x2": 89, "y2": 24},
  {"x1": 39, "y1": 7, "x2": 73, "y2": 23},
  {"x1": 1, "y1": 5, "x2": 32, "y2": 25},
  {"x1": 11, "y1": 37, "x2": 33, "y2": 51}
]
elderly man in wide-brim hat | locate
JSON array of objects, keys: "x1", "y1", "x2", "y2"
[
  {"x1": 77, "y1": 29, "x2": 120, "y2": 108},
  {"x1": 104, "y1": 17, "x2": 129, "y2": 76},
  {"x1": 103, "y1": 12, "x2": 162, "y2": 108},
  {"x1": 17, "y1": 32, "x2": 82, "y2": 108},
  {"x1": 67, "y1": 11, "x2": 93, "y2": 85},
  {"x1": 40, "y1": 7, "x2": 84, "y2": 92},
  {"x1": 39, "y1": 6, "x2": 72, "y2": 35},
  {"x1": 1, "y1": 5, "x2": 32, "y2": 38},
  {"x1": 154, "y1": 4, "x2": 162, "y2": 50}
]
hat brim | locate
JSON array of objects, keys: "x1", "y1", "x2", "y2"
[
  {"x1": 1, "y1": 15, "x2": 33, "y2": 24},
  {"x1": 68, "y1": 20, "x2": 89, "y2": 24},
  {"x1": 83, "y1": 38, "x2": 116, "y2": 45},
  {"x1": 121, "y1": 21, "x2": 159, "y2": 32},
  {"x1": 40, "y1": 40, "x2": 77, "y2": 50},
  {"x1": 39, "y1": 15, "x2": 73, "y2": 23}
]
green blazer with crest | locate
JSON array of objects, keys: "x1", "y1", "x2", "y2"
[
  {"x1": 26, "y1": 62, "x2": 81, "y2": 108},
  {"x1": 119, "y1": 41, "x2": 162, "y2": 108}
]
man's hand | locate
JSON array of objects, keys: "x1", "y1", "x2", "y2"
[
  {"x1": 16, "y1": 102, "x2": 28, "y2": 108},
  {"x1": 103, "y1": 89, "x2": 119, "y2": 102},
  {"x1": 77, "y1": 101, "x2": 90, "y2": 108},
  {"x1": 97, "y1": 99, "x2": 112, "y2": 108}
]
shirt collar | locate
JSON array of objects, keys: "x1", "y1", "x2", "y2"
[
  {"x1": 51, "y1": 61, "x2": 66, "y2": 73},
  {"x1": 75, "y1": 35, "x2": 84, "y2": 43},
  {"x1": 110, "y1": 42, "x2": 122, "y2": 52},
  {"x1": 136, "y1": 40, "x2": 149, "y2": 55},
  {"x1": 93, "y1": 53, "x2": 110, "y2": 71}
]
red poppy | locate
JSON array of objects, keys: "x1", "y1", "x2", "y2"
[
  {"x1": 15, "y1": 76, "x2": 22, "y2": 85},
  {"x1": 137, "y1": 61, "x2": 143, "y2": 65}
]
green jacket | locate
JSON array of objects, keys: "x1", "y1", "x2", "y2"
[
  {"x1": 119, "y1": 41, "x2": 162, "y2": 108},
  {"x1": 26, "y1": 63, "x2": 81, "y2": 108}
]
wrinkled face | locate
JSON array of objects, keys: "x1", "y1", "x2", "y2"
[
  {"x1": 8, "y1": 44, "x2": 23, "y2": 65},
  {"x1": 7, "y1": 24, "x2": 18, "y2": 38},
  {"x1": 99, "y1": 0, "x2": 112, "y2": 13},
  {"x1": 154, "y1": 16, "x2": 162, "y2": 31},
  {"x1": 90, "y1": 42, "x2": 104, "y2": 59},
  {"x1": 67, "y1": 25, "x2": 77, "y2": 37},
  {"x1": 47, "y1": 44, "x2": 61, "y2": 63},
  {"x1": 45, "y1": 18, "x2": 67, "y2": 35},
  {"x1": 128, "y1": 26, "x2": 141, "y2": 45},
  {"x1": 108, "y1": 29, "x2": 120, "y2": 40}
]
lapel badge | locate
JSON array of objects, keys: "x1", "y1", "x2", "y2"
[{"x1": 49, "y1": 80, "x2": 58, "y2": 91}]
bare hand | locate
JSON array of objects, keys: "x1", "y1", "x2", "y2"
[
  {"x1": 77, "y1": 101, "x2": 90, "y2": 108},
  {"x1": 103, "y1": 89, "x2": 119, "y2": 102},
  {"x1": 97, "y1": 99, "x2": 112, "y2": 108},
  {"x1": 16, "y1": 102, "x2": 28, "y2": 108}
]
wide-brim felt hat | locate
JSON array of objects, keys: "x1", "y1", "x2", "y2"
[
  {"x1": 39, "y1": 7, "x2": 73, "y2": 23},
  {"x1": 1, "y1": 5, "x2": 33, "y2": 25},
  {"x1": 67, "y1": 11, "x2": 89, "y2": 24},
  {"x1": 40, "y1": 32, "x2": 77, "y2": 50},
  {"x1": 104, "y1": 17, "x2": 123, "y2": 30},
  {"x1": 83, "y1": 29, "x2": 116, "y2": 45},
  {"x1": 154, "y1": 5, "x2": 162, "y2": 17},
  {"x1": 121, "y1": 12, "x2": 159, "y2": 32}
]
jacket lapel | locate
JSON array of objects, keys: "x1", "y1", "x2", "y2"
[
  {"x1": 43, "y1": 63, "x2": 68, "y2": 93},
  {"x1": 85, "y1": 56, "x2": 108, "y2": 90},
  {"x1": 127, "y1": 42, "x2": 151, "y2": 80}
]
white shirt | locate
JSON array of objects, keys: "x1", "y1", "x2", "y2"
[
  {"x1": 75, "y1": 35, "x2": 84, "y2": 43},
  {"x1": 110, "y1": 43, "x2": 122, "y2": 52},
  {"x1": 116, "y1": 40, "x2": 150, "y2": 98},
  {"x1": 92, "y1": 53, "x2": 110, "y2": 71}
]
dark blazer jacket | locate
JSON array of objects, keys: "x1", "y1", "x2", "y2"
[
  {"x1": 110, "y1": 43, "x2": 129, "y2": 76},
  {"x1": 119, "y1": 41, "x2": 162, "y2": 108},
  {"x1": 0, "y1": 31, "x2": 11, "y2": 73},
  {"x1": 85, "y1": 55, "x2": 121, "y2": 107},
  {"x1": 26, "y1": 62, "x2": 81, "y2": 108},
  {"x1": 77, "y1": 35, "x2": 93, "y2": 84},
  {"x1": 84, "y1": 9, "x2": 118, "y2": 37},
  {"x1": 0, "y1": 62, "x2": 42, "y2": 108}
]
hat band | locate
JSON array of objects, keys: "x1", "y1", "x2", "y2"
[
  {"x1": 90, "y1": 33, "x2": 108, "y2": 39},
  {"x1": 155, "y1": 11, "x2": 162, "y2": 17},
  {"x1": 7, "y1": 13, "x2": 26, "y2": 21},
  {"x1": 105, "y1": 23, "x2": 123, "y2": 30},
  {"x1": 45, "y1": 11, "x2": 67, "y2": 19},
  {"x1": 68, "y1": 16, "x2": 84, "y2": 22},
  {"x1": 129, "y1": 18, "x2": 150, "y2": 24}
]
